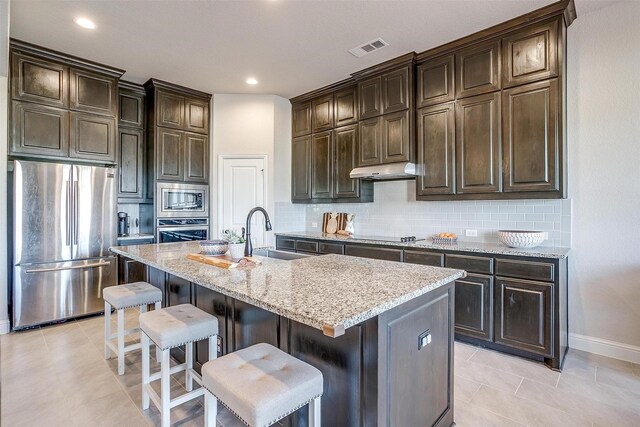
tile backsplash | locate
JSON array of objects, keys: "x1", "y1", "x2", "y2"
[{"x1": 294, "y1": 181, "x2": 572, "y2": 248}]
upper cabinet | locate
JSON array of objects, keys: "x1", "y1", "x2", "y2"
[
  {"x1": 382, "y1": 66, "x2": 411, "y2": 114},
  {"x1": 156, "y1": 91, "x2": 185, "y2": 129},
  {"x1": 455, "y1": 38, "x2": 501, "y2": 99},
  {"x1": 69, "y1": 68, "x2": 117, "y2": 116},
  {"x1": 117, "y1": 82, "x2": 146, "y2": 203},
  {"x1": 417, "y1": 55, "x2": 455, "y2": 108},
  {"x1": 358, "y1": 76, "x2": 382, "y2": 119},
  {"x1": 334, "y1": 86, "x2": 358, "y2": 127},
  {"x1": 11, "y1": 52, "x2": 68, "y2": 108},
  {"x1": 503, "y1": 20, "x2": 558, "y2": 87},
  {"x1": 312, "y1": 94, "x2": 334, "y2": 132},
  {"x1": 417, "y1": 102, "x2": 455, "y2": 196},
  {"x1": 292, "y1": 102, "x2": 312, "y2": 137},
  {"x1": 185, "y1": 98, "x2": 210, "y2": 134}
]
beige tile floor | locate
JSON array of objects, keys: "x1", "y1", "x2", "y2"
[{"x1": 1, "y1": 310, "x2": 639, "y2": 427}]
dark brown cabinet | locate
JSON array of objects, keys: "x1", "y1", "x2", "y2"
[
  {"x1": 344, "y1": 244, "x2": 403, "y2": 262},
  {"x1": 358, "y1": 116, "x2": 382, "y2": 166},
  {"x1": 455, "y1": 38, "x2": 501, "y2": 99},
  {"x1": 118, "y1": 258, "x2": 147, "y2": 285},
  {"x1": 455, "y1": 92, "x2": 501, "y2": 194},
  {"x1": 403, "y1": 250, "x2": 444, "y2": 267},
  {"x1": 184, "y1": 98, "x2": 210, "y2": 134},
  {"x1": 311, "y1": 131, "x2": 334, "y2": 198},
  {"x1": 455, "y1": 274, "x2": 493, "y2": 341},
  {"x1": 69, "y1": 112, "x2": 117, "y2": 162},
  {"x1": 502, "y1": 79, "x2": 559, "y2": 193},
  {"x1": 358, "y1": 76, "x2": 382, "y2": 119},
  {"x1": 382, "y1": 110, "x2": 412, "y2": 163},
  {"x1": 292, "y1": 101, "x2": 312, "y2": 137},
  {"x1": 417, "y1": 103, "x2": 455, "y2": 196},
  {"x1": 494, "y1": 277, "x2": 552, "y2": 356},
  {"x1": 184, "y1": 133, "x2": 208, "y2": 183},
  {"x1": 334, "y1": 124, "x2": 360, "y2": 198},
  {"x1": 417, "y1": 55, "x2": 455, "y2": 108},
  {"x1": 312, "y1": 94, "x2": 334, "y2": 132},
  {"x1": 156, "y1": 127, "x2": 183, "y2": 181},
  {"x1": 119, "y1": 87, "x2": 145, "y2": 128},
  {"x1": 334, "y1": 86, "x2": 358, "y2": 127},
  {"x1": 382, "y1": 66, "x2": 411, "y2": 114},
  {"x1": 503, "y1": 19, "x2": 558, "y2": 88},
  {"x1": 11, "y1": 52, "x2": 68, "y2": 108},
  {"x1": 70, "y1": 68, "x2": 117, "y2": 116},
  {"x1": 11, "y1": 101, "x2": 69, "y2": 158},
  {"x1": 291, "y1": 135, "x2": 312, "y2": 201},
  {"x1": 156, "y1": 91, "x2": 185, "y2": 129},
  {"x1": 118, "y1": 128, "x2": 144, "y2": 200}
]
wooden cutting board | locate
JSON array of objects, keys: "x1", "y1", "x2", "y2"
[{"x1": 186, "y1": 253, "x2": 262, "y2": 269}]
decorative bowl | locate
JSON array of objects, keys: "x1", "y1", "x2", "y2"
[
  {"x1": 432, "y1": 235, "x2": 458, "y2": 245},
  {"x1": 498, "y1": 230, "x2": 547, "y2": 248},
  {"x1": 199, "y1": 240, "x2": 229, "y2": 256}
]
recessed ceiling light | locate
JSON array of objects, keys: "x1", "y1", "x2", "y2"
[
  {"x1": 246, "y1": 78, "x2": 258, "y2": 85},
  {"x1": 74, "y1": 17, "x2": 96, "y2": 30}
]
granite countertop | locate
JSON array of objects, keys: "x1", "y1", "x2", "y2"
[
  {"x1": 110, "y1": 241, "x2": 465, "y2": 337},
  {"x1": 275, "y1": 231, "x2": 571, "y2": 259},
  {"x1": 117, "y1": 233, "x2": 155, "y2": 241}
]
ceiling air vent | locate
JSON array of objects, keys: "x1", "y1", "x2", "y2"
[{"x1": 349, "y1": 38, "x2": 389, "y2": 58}]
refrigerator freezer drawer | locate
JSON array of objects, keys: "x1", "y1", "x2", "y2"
[{"x1": 13, "y1": 256, "x2": 117, "y2": 329}]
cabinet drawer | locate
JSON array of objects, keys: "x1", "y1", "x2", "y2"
[
  {"x1": 404, "y1": 250, "x2": 444, "y2": 267},
  {"x1": 445, "y1": 254, "x2": 493, "y2": 274},
  {"x1": 495, "y1": 259, "x2": 555, "y2": 282},
  {"x1": 319, "y1": 242, "x2": 344, "y2": 255},
  {"x1": 275, "y1": 237, "x2": 296, "y2": 252},
  {"x1": 295, "y1": 240, "x2": 319, "y2": 254},
  {"x1": 345, "y1": 245, "x2": 402, "y2": 262}
]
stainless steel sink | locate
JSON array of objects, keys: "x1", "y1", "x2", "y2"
[{"x1": 253, "y1": 248, "x2": 313, "y2": 260}]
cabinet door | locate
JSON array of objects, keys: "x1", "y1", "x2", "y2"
[
  {"x1": 334, "y1": 124, "x2": 360, "y2": 198},
  {"x1": 382, "y1": 66, "x2": 410, "y2": 114},
  {"x1": 311, "y1": 131, "x2": 334, "y2": 199},
  {"x1": 382, "y1": 110, "x2": 411, "y2": 164},
  {"x1": 118, "y1": 128, "x2": 144, "y2": 200},
  {"x1": 311, "y1": 94, "x2": 334, "y2": 132},
  {"x1": 156, "y1": 127, "x2": 184, "y2": 181},
  {"x1": 292, "y1": 102, "x2": 312, "y2": 137},
  {"x1": 70, "y1": 68, "x2": 117, "y2": 117},
  {"x1": 291, "y1": 135, "x2": 312, "y2": 201},
  {"x1": 455, "y1": 92, "x2": 501, "y2": 194},
  {"x1": 10, "y1": 101, "x2": 69, "y2": 158},
  {"x1": 503, "y1": 79, "x2": 559, "y2": 192},
  {"x1": 334, "y1": 86, "x2": 358, "y2": 127},
  {"x1": 11, "y1": 52, "x2": 69, "y2": 108},
  {"x1": 503, "y1": 19, "x2": 558, "y2": 87},
  {"x1": 358, "y1": 116, "x2": 382, "y2": 166},
  {"x1": 184, "y1": 97, "x2": 210, "y2": 134},
  {"x1": 455, "y1": 274, "x2": 493, "y2": 341},
  {"x1": 358, "y1": 76, "x2": 382, "y2": 119},
  {"x1": 184, "y1": 132, "x2": 209, "y2": 183},
  {"x1": 167, "y1": 274, "x2": 192, "y2": 307},
  {"x1": 69, "y1": 112, "x2": 117, "y2": 163},
  {"x1": 156, "y1": 91, "x2": 185, "y2": 129},
  {"x1": 417, "y1": 55, "x2": 455, "y2": 108},
  {"x1": 455, "y1": 39, "x2": 501, "y2": 99},
  {"x1": 417, "y1": 103, "x2": 455, "y2": 196},
  {"x1": 118, "y1": 258, "x2": 147, "y2": 285},
  {"x1": 494, "y1": 277, "x2": 552, "y2": 356},
  {"x1": 119, "y1": 90, "x2": 145, "y2": 128},
  {"x1": 231, "y1": 299, "x2": 279, "y2": 352}
]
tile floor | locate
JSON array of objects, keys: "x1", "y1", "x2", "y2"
[{"x1": 1, "y1": 310, "x2": 639, "y2": 427}]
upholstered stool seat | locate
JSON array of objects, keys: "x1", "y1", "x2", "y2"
[
  {"x1": 103, "y1": 282, "x2": 163, "y2": 375},
  {"x1": 140, "y1": 304, "x2": 219, "y2": 427},
  {"x1": 202, "y1": 343, "x2": 323, "y2": 427}
]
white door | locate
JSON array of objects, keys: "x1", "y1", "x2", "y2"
[{"x1": 219, "y1": 157, "x2": 266, "y2": 247}]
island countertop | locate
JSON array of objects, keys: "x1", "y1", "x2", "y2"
[{"x1": 110, "y1": 241, "x2": 465, "y2": 337}]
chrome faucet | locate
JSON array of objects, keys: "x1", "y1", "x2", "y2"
[{"x1": 245, "y1": 207, "x2": 272, "y2": 257}]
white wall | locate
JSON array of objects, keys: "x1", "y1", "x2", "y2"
[
  {"x1": 0, "y1": 0, "x2": 10, "y2": 334},
  {"x1": 567, "y1": 0, "x2": 640, "y2": 358}
]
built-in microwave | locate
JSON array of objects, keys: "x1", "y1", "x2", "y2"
[{"x1": 157, "y1": 183, "x2": 209, "y2": 218}]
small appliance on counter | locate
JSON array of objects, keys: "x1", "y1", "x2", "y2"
[{"x1": 117, "y1": 212, "x2": 130, "y2": 237}]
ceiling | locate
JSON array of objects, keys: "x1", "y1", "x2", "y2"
[{"x1": 9, "y1": 0, "x2": 618, "y2": 99}]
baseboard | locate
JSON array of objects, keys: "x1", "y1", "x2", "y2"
[
  {"x1": 569, "y1": 333, "x2": 640, "y2": 364},
  {"x1": 0, "y1": 319, "x2": 10, "y2": 335}
]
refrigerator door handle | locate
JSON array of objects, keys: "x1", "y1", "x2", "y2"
[
  {"x1": 25, "y1": 261, "x2": 111, "y2": 273},
  {"x1": 66, "y1": 180, "x2": 72, "y2": 246},
  {"x1": 73, "y1": 180, "x2": 79, "y2": 245}
]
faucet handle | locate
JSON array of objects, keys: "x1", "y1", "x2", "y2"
[{"x1": 241, "y1": 227, "x2": 246, "y2": 239}]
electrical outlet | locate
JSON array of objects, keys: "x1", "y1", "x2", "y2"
[
  {"x1": 311, "y1": 222, "x2": 318, "y2": 228},
  {"x1": 466, "y1": 229, "x2": 478, "y2": 237}
]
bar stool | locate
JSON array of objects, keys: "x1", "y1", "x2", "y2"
[
  {"x1": 139, "y1": 304, "x2": 218, "y2": 427},
  {"x1": 202, "y1": 343, "x2": 323, "y2": 427},
  {"x1": 103, "y1": 282, "x2": 163, "y2": 375}
]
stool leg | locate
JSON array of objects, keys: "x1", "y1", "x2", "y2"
[
  {"x1": 104, "y1": 301, "x2": 111, "y2": 360},
  {"x1": 209, "y1": 334, "x2": 218, "y2": 360},
  {"x1": 309, "y1": 396, "x2": 321, "y2": 427},
  {"x1": 205, "y1": 390, "x2": 217, "y2": 427},
  {"x1": 161, "y1": 349, "x2": 171, "y2": 427},
  {"x1": 154, "y1": 301, "x2": 162, "y2": 362},
  {"x1": 185, "y1": 341, "x2": 193, "y2": 392},
  {"x1": 117, "y1": 308, "x2": 125, "y2": 375},
  {"x1": 141, "y1": 332, "x2": 150, "y2": 410}
]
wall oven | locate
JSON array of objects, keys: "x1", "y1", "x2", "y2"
[
  {"x1": 157, "y1": 218, "x2": 209, "y2": 243},
  {"x1": 157, "y1": 183, "x2": 209, "y2": 218}
]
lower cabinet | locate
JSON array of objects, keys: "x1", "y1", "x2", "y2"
[
  {"x1": 166, "y1": 274, "x2": 192, "y2": 363},
  {"x1": 231, "y1": 299, "x2": 280, "y2": 352},
  {"x1": 494, "y1": 277, "x2": 552, "y2": 356},
  {"x1": 118, "y1": 258, "x2": 147, "y2": 285},
  {"x1": 454, "y1": 274, "x2": 493, "y2": 341},
  {"x1": 344, "y1": 244, "x2": 403, "y2": 262},
  {"x1": 194, "y1": 286, "x2": 227, "y2": 364}
]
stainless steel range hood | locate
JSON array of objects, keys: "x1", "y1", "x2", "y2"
[{"x1": 349, "y1": 162, "x2": 417, "y2": 180}]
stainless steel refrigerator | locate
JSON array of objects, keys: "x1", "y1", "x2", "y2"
[{"x1": 12, "y1": 160, "x2": 117, "y2": 329}]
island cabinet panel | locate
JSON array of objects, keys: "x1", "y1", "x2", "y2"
[
  {"x1": 194, "y1": 286, "x2": 227, "y2": 362},
  {"x1": 291, "y1": 101, "x2": 312, "y2": 137},
  {"x1": 11, "y1": 52, "x2": 68, "y2": 108},
  {"x1": 334, "y1": 124, "x2": 360, "y2": 198},
  {"x1": 184, "y1": 97, "x2": 209, "y2": 134},
  {"x1": 184, "y1": 132, "x2": 209, "y2": 183},
  {"x1": 146, "y1": 267, "x2": 167, "y2": 306},
  {"x1": 344, "y1": 244, "x2": 402, "y2": 262},
  {"x1": 358, "y1": 76, "x2": 383, "y2": 119},
  {"x1": 503, "y1": 19, "x2": 558, "y2": 88},
  {"x1": 454, "y1": 274, "x2": 493, "y2": 341},
  {"x1": 382, "y1": 110, "x2": 411, "y2": 164},
  {"x1": 156, "y1": 127, "x2": 184, "y2": 181},
  {"x1": 455, "y1": 38, "x2": 501, "y2": 99},
  {"x1": 156, "y1": 91, "x2": 185, "y2": 129},
  {"x1": 70, "y1": 68, "x2": 117, "y2": 117},
  {"x1": 334, "y1": 86, "x2": 358, "y2": 127},
  {"x1": 166, "y1": 274, "x2": 193, "y2": 363},
  {"x1": 381, "y1": 66, "x2": 411, "y2": 114},
  {"x1": 417, "y1": 103, "x2": 455, "y2": 196},
  {"x1": 10, "y1": 101, "x2": 69, "y2": 158},
  {"x1": 358, "y1": 116, "x2": 382, "y2": 166},
  {"x1": 455, "y1": 92, "x2": 501, "y2": 194},
  {"x1": 403, "y1": 250, "x2": 444, "y2": 267},
  {"x1": 117, "y1": 257, "x2": 147, "y2": 285},
  {"x1": 494, "y1": 277, "x2": 552, "y2": 356},
  {"x1": 117, "y1": 128, "x2": 144, "y2": 200},
  {"x1": 291, "y1": 135, "x2": 312, "y2": 201},
  {"x1": 311, "y1": 94, "x2": 334, "y2": 133},
  {"x1": 502, "y1": 79, "x2": 559, "y2": 193},
  {"x1": 417, "y1": 55, "x2": 455, "y2": 108},
  {"x1": 231, "y1": 299, "x2": 279, "y2": 352},
  {"x1": 311, "y1": 131, "x2": 334, "y2": 199},
  {"x1": 69, "y1": 112, "x2": 117, "y2": 163}
]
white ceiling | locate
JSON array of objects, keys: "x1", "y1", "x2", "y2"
[{"x1": 9, "y1": 0, "x2": 618, "y2": 98}]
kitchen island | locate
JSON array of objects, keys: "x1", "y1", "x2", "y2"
[{"x1": 111, "y1": 241, "x2": 465, "y2": 427}]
